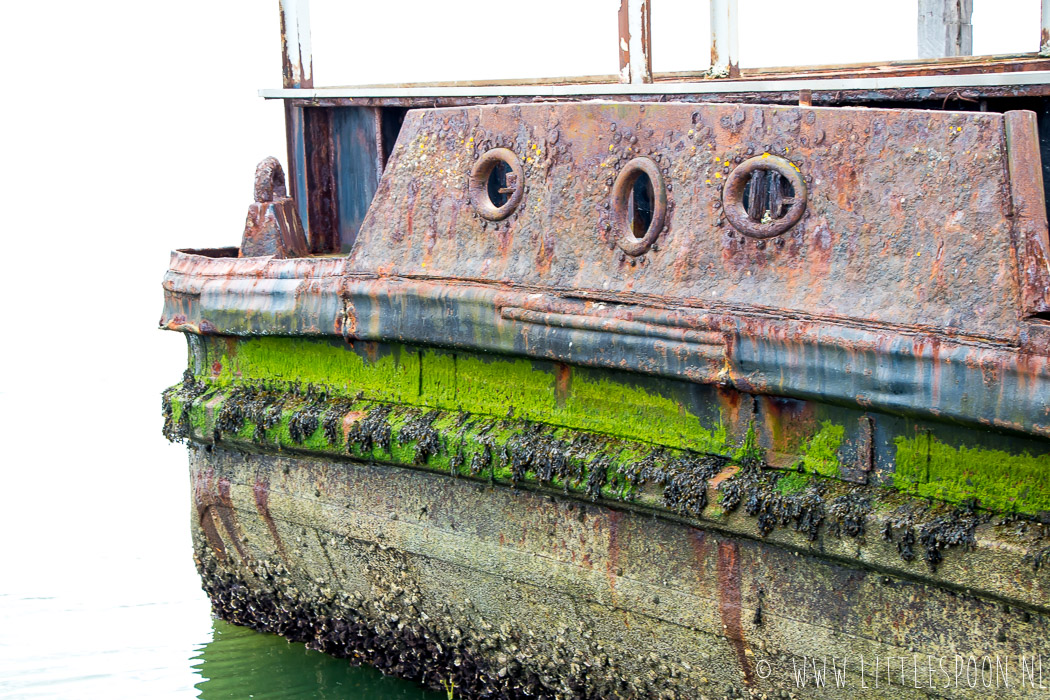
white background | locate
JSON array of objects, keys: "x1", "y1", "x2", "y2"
[{"x1": 0, "y1": 1, "x2": 1039, "y2": 697}]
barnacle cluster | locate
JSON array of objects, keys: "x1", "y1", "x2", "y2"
[{"x1": 195, "y1": 541, "x2": 706, "y2": 699}]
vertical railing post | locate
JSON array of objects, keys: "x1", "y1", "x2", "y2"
[
  {"x1": 917, "y1": 0, "x2": 973, "y2": 59},
  {"x1": 279, "y1": 0, "x2": 313, "y2": 90},
  {"x1": 278, "y1": 0, "x2": 317, "y2": 250},
  {"x1": 709, "y1": 0, "x2": 739, "y2": 78},
  {"x1": 618, "y1": 0, "x2": 653, "y2": 84},
  {"x1": 1041, "y1": 0, "x2": 1050, "y2": 56}
]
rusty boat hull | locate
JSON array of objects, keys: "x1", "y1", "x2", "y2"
[{"x1": 163, "y1": 96, "x2": 1050, "y2": 698}]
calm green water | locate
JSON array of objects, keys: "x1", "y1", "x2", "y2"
[{"x1": 194, "y1": 621, "x2": 442, "y2": 700}]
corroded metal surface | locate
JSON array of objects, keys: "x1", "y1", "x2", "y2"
[
  {"x1": 351, "y1": 102, "x2": 1038, "y2": 335},
  {"x1": 161, "y1": 101, "x2": 1050, "y2": 439},
  {"x1": 163, "y1": 96, "x2": 1050, "y2": 697},
  {"x1": 239, "y1": 157, "x2": 308, "y2": 259}
]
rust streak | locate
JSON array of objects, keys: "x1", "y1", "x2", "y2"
[
  {"x1": 254, "y1": 479, "x2": 290, "y2": 563},
  {"x1": 717, "y1": 539, "x2": 754, "y2": 686},
  {"x1": 193, "y1": 469, "x2": 227, "y2": 559},
  {"x1": 605, "y1": 510, "x2": 622, "y2": 600},
  {"x1": 215, "y1": 478, "x2": 250, "y2": 562}
]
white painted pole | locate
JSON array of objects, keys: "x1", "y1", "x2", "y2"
[
  {"x1": 279, "y1": 0, "x2": 313, "y2": 89},
  {"x1": 709, "y1": 0, "x2": 739, "y2": 78},
  {"x1": 618, "y1": 0, "x2": 652, "y2": 84},
  {"x1": 917, "y1": 0, "x2": 972, "y2": 59}
]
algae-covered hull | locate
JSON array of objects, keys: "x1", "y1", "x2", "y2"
[{"x1": 167, "y1": 333, "x2": 1050, "y2": 698}]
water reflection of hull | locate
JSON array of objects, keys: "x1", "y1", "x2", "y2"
[{"x1": 192, "y1": 618, "x2": 439, "y2": 699}]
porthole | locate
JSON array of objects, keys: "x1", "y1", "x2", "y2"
[
  {"x1": 611, "y1": 157, "x2": 667, "y2": 256},
  {"x1": 469, "y1": 148, "x2": 524, "y2": 221},
  {"x1": 722, "y1": 155, "x2": 807, "y2": 239}
]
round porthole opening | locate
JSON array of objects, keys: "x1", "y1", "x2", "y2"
[
  {"x1": 487, "y1": 159, "x2": 514, "y2": 208},
  {"x1": 722, "y1": 155, "x2": 807, "y2": 239},
  {"x1": 629, "y1": 171, "x2": 655, "y2": 239},
  {"x1": 741, "y1": 169, "x2": 796, "y2": 224},
  {"x1": 611, "y1": 157, "x2": 667, "y2": 256},
  {"x1": 469, "y1": 148, "x2": 524, "y2": 221}
]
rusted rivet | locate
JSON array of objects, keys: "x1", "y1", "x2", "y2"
[
  {"x1": 775, "y1": 237, "x2": 785, "y2": 248},
  {"x1": 756, "y1": 240, "x2": 766, "y2": 249},
  {"x1": 630, "y1": 135, "x2": 638, "y2": 145},
  {"x1": 609, "y1": 123, "x2": 617, "y2": 133}
]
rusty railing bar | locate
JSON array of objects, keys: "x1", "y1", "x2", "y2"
[
  {"x1": 279, "y1": 0, "x2": 313, "y2": 89},
  {"x1": 259, "y1": 69, "x2": 1050, "y2": 99},
  {"x1": 618, "y1": 0, "x2": 653, "y2": 84}
]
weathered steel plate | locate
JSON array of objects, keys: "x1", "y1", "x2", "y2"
[{"x1": 349, "y1": 102, "x2": 1046, "y2": 337}]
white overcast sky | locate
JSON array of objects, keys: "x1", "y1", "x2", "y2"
[{"x1": 309, "y1": 0, "x2": 1039, "y2": 84}]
